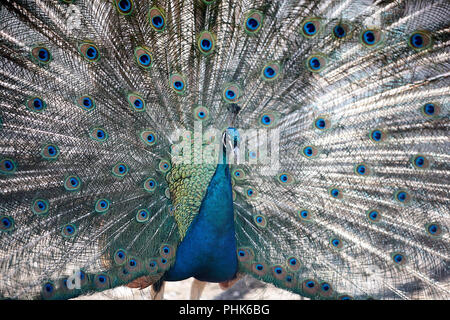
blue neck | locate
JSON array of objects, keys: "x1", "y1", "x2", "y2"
[{"x1": 164, "y1": 163, "x2": 237, "y2": 282}]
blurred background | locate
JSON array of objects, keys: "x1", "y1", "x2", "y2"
[{"x1": 75, "y1": 276, "x2": 303, "y2": 300}]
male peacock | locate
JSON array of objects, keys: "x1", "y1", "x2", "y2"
[{"x1": 0, "y1": 0, "x2": 449, "y2": 300}]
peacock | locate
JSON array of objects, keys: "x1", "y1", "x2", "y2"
[{"x1": 0, "y1": 0, "x2": 449, "y2": 300}]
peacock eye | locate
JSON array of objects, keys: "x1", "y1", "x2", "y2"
[
  {"x1": 360, "y1": 28, "x2": 383, "y2": 47},
  {"x1": 115, "y1": 0, "x2": 133, "y2": 15},
  {"x1": 26, "y1": 97, "x2": 47, "y2": 112},
  {"x1": 392, "y1": 252, "x2": 406, "y2": 265},
  {"x1": 140, "y1": 130, "x2": 157, "y2": 146},
  {"x1": 0, "y1": 216, "x2": 14, "y2": 232},
  {"x1": 61, "y1": 223, "x2": 77, "y2": 238},
  {"x1": 134, "y1": 46, "x2": 153, "y2": 69},
  {"x1": 64, "y1": 175, "x2": 81, "y2": 191},
  {"x1": 421, "y1": 103, "x2": 440, "y2": 117},
  {"x1": 143, "y1": 177, "x2": 157, "y2": 192},
  {"x1": 127, "y1": 93, "x2": 146, "y2": 112},
  {"x1": 408, "y1": 31, "x2": 432, "y2": 51},
  {"x1": 261, "y1": 62, "x2": 281, "y2": 81},
  {"x1": 149, "y1": 7, "x2": 166, "y2": 31},
  {"x1": 306, "y1": 54, "x2": 327, "y2": 72},
  {"x1": 369, "y1": 128, "x2": 387, "y2": 143},
  {"x1": 302, "y1": 145, "x2": 319, "y2": 159},
  {"x1": 301, "y1": 18, "x2": 321, "y2": 38},
  {"x1": 136, "y1": 209, "x2": 150, "y2": 223},
  {"x1": 112, "y1": 163, "x2": 129, "y2": 178},
  {"x1": 90, "y1": 127, "x2": 109, "y2": 142},
  {"x1": 329, "y1": 187, "x2": 343, "y2": 199},
  {"x1": 355, "y1": 163, "x2": 371, "y2": 176},
  {"x1": 366, "y1": 209, "x2": 382, "y2": 223},
  {"x1": 194, "y1": 106, "x2": 209, "y2": 121},
  {"x1": 198, "y1": 31, "x2": 216, "y2": 55},
  {"x1": 425, "y1": 222, "x2": 442, "y2": 237},
  {"x1": 394, "y1": 189, "x2": 411, "y2": 205},
  {"x1": 331, "y1": 20, "x2": 352, "y2": 39},
  {"x1": 277, "y1": 172, "x2": 293, "y2": 184},
  {"x1": 170, "y1": 74, "x2": 186, "y2": 94},
  {"x1": 253, "y1": 214, "x2": 267, "y2": 228},
  {"x1": 79, "y1": 42, "x2": 100, "y2": 61},
  {"x1": 31, "y1": 45, "x2": 52, "y2": 64},
  {"x1": 244, "y1": 10, "x2": 263, "y2": 34}
]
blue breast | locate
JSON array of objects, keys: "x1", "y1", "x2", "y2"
[{"x1": 164, "y1": 163, "x2": 238, "y2": 282}]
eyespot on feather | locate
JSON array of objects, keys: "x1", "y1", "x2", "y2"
[
  {"x1": 237, "y1": 247, "x2": 254, "y2": 263},
  {"x1": 32, "y1": 198, "x2": 50, "y2": 216},
  {"x1": 114, "y1": 0, "x2": 134, "y2": 15},
  {"x1": 134, "y1": 47, "x2": 153, "y2": 69},
  {"x1": 136, "y1": 209, "x2": 150, "y2": 223},
  {"x1": 261, "y1": 62, "x2": 281, "y2": 81},
  {"x1": 194, "y1": 106, "x2": 210, "y2": 121},
  {"x1": 113, "y1": 249, "x2": 127, "y2": 265},
  {"x1": 149, "y1": 7, "x2": 166, "y2": 32},
  {"x1": 360, "y1": 28, "x2": 383, "y2": 48},
  {"x1": 160, "y1": 244, "x2": 175, "y2": 259},
  {"x1": 90, "y1": 127, "x2": 108, "y2": 142},
  {"x1": 306, "y1": 54, "x2": 327, "y2": 73},
  {"x1": 61, "y1": 223, "x2": 77, "y2": 238},
  {"x1": 421, "y1": 103, "x2": 441, "y2": 118},
  {"x1": 94, "y1": 274, "x2": 111, "y2": 289},
  {"x1": 0, "y1": 216, "x2": 14, "y2": 232},
  {"x1": 391, "y1": 252, "x2": 407, "y2": 265},
  {"x1": 169, "y1": 74, "x2": 187, "y2": 94},
  {"x1": 31, "y1": 45, "x2": 52, "y2": 65},
  {"x1": 78, "y1": 41, "x2": 100, "y2": 62},
  {"x1": 369, "y1": 128, "x2": 387, "y2": 143},
  {"x1": 302, "y1": 279, "x2": 319, "y2": 296},
  {"x1": 41, "y1": 143, "x2": 60, "y2": 160},
  {"x1": 394, "y1": 189, "x2": 411, "y2": 205},
  {"x1": 297, "y1": 208, "x2": 313, "y2": 223},
  {"x1": 408, "y1": 30, "x2": 432, "y2": 51},
  {"x1": 77, "y1": 95, "x2": 96, "y2": 111},
  {"x1": 253, "y1": 214, "x2": 267, "y2": 228},
  {"x1": 366, "y1": 209, "x2": 382, "y2": 223},
  {"x1": 0, "y1": 158, "x2": 17, "y2": 175},
  {"x1": 319, "y1": 282, "x2": 334, "y2": 297},
  {"x1": 251, "y1": 262, "x2": 268, "y2": 276},
  {"x1": 411, "y1": 154, "x2": 430, "y2": 170},
  {"x1": 332, "y1": 21, "x2": 352, "y2": 40},
  {"x1": 300, "y1": 17, "x2": 322, "y2": 38},
  {"x1": 64, "y1": 175, "x2": 81, "y2": 191},
  {"x1": 127, "y1": 93, "x2": 146, "y2": 112},
  {"x1": 112, "y1": 163, "x2": 129, "y2": 178},
  {"x1": 223, "y1": 83, "x2": 241, "y2": 103},
  {"x1": 95, "y1": 199, "x2": 110, "y2": 214},
  {"x1": 328, "y1": 187, "x2": 343, "y2": 199},
  {"x1": 143, "y1": 177, "x2": 157, "y2": 192},
  {"x1": 301, "y1": 145, "x2": 319, "y2": 159},
  {"x1": 286, "y1": 257, "x2": 301, "y2": 272},
  {"x1": 140, "y1": 130, "x2": 157, "y2": 146},
  {"x1": 354, "y1": 163, "x2": 371, "y2": 176},
  {"x1": 26, "y1": 97, "x2": 47, "y2": 113},
  {"x1": 158, "y1": 159, "x2": 171, "y2": 173},
  {"x1": 271, "y1": 265, "x2": 286, "y2": 280},
  {"x1": 197, "y1": 31, "x2": 216, "y2": 55},
  {"x1": 245, "y1": 186, "x2": 258, "y2": 199},
  {"x1": 277, "y1": 172, "x2": 294, "y2": 184},
  {"x1": 244, "y1": 10, "x2": 263, "y2": 34},
  {"x1": 425, "y1": 222, "x2": 443, "y2": 237}
]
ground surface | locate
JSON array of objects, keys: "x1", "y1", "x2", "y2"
[{"x1": 75, "y1": 276, "x2": 302, "y2": 300}]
